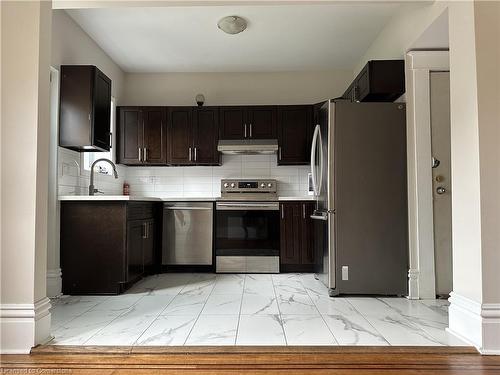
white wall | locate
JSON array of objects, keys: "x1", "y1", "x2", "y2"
[
  {"x1": 353, "y1": 2, "x2": 448, "y2": 77},
  {"x1": 1, "y1": 0, "x2": 52, "y2": 353},
  {"x1": 52, "y1": 9, "x2": 127, "y2": 196},
  {"x1": 51, "y1": 9, "x2": 125, "y2": 101},
  {"x1": 122, "y1": 70, "x2": 352, "y2": 106},
  {"x1": 448, "y1": 1, "x2": 482, "y2": 304}
]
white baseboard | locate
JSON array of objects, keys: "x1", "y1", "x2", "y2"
[
  {"x1": 407, "y1": 268, "x2": 419, "y2": 299},
  {"x1": 0, "y1": 297, "x2": 52, "y2": 354},
  {"x1": 448, "y1": 292, "x2": 500, "y2": 355},
  {"x1": 47, "y1": 268, "x2": 62, "y2": 297}
]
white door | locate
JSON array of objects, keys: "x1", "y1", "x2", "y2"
[{"x1": 430, "y1": 71, "x2": 453, "y2": 296}]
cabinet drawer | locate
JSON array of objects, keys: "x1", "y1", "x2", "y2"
[{"x1": 127, "y1": 202, "x2": 155, "y2": 220}]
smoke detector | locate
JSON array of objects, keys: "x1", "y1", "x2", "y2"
[{"x1": 217, "y1": 16, "x2": 247, "y2": 35}]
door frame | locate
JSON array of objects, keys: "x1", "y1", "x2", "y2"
[{"x1": 405, "y1": 50, "x2": 450, "y2": 299}]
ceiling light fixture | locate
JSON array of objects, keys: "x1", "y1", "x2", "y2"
[{"x1": 217, "y1": 16, "x2": 247, "y2": 35}]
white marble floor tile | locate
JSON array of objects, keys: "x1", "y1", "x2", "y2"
[
  {"x1": 244, "y1": 274, "x2": 275, "y2": 296},
  {"x1": 179, "y1": 278, "x2": 215, "y2": 297},
  {"x1": 241, "y1": 294, "x2": 279, "y2": 315},
  {"x1": 51, "y1": 310, "x2": 122, "y2": 345},
  {"x1": 236, "y1": 315, "x2": 286, "y2": 345},
  {"x1": 88, "y1": 294, "x2": 144, "y2": 314},
  {"x1": 185, "y1": 315, "x2": 238, "y2": 345},
  {"x1": 322, "y1": 313, "x2": 389, "y2": 346},
  {"x1": 120, "y1": 295, "x2": 175, "y2": 317},
  {"x1": 50, "y1": 296, "x2": 109, "y2": 328},
  {"x1": 378, "y1": 298, "x2": 448, "y2": 323},
  {"x1": 150, "y1": 280, "x2": 185, "y2": 296},
  {"x1": 277, "y1": 293, "x2": 319, "y2": 315},
  {"x1": 274, "y1": 283, "x2": 308, "y2": 296},
  {"x1": 212, "y1": 274, "x2": 245, "y2": 294},
  {"x1": 135, "y1": 315, "x2": 197, "y2": 346},
  {"x1": 311, "y1": 296, "x2": 360, "y2": 316},
  {"x1": 161, "y1": 294, "x2": 208, "y2": 316},
  {"x1": 48, "y1": 274, "x2": 466, "y2": 348},
  {"x1": 282, "y1": 315, "x2": 337, "y2": 345},
  {"x1": 420, "y1": 299, "x2": 450, "y2": 316},
  {"x1": 85, "y1": 312, "x2": 157, "y2": 346},
  {"x1": 358, "y1": 313, "x2": 443, "y2": 346},
  {"x1": 201, "y1": 294, "x2": 242, "y2": 315}
]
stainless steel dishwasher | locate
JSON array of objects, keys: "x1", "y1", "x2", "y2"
[{"x1": 162, "y1": 202, "x2": 213, "y2": 266}]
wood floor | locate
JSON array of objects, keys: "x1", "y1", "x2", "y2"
[{"x1": 2, "y1": 346, "x2": 500, "y2": 374}]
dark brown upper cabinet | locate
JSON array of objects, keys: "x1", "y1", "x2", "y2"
[
  {"x1": 343, "y1": 60, "x2": 405, "y2": 102},
  {"x1": 59, "y1": 65, "x2": 112, "y2": 152},
  {"x1": 219, "y1": 106, "x2": 277, "y2": 140},
  {"x1": 193, "y1": 107, "x2": 220, "y2": 165},
  {"x1": 280, "y1": 201, "x2": 318, "y2": 273},
  {"x1": 117, "y1": 107, "x2": 167, "y2": 165},
  {"x1": 167, "y1": 106, "x2": 220, "y2": 166},
  {"x1": 277, "y1": 105, "x2": 314, "y2": 165}
]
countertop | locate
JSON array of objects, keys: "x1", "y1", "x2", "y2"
[{"x1": 58, "y1": 195, "x2": 315, "y2": 202}]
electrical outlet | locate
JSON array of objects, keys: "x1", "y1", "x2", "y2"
[{"x1": 342, "y1": 266, "x2": 349, "y2": 281}]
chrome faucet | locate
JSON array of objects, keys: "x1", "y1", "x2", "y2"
[{"x1": 89, "y1": 158, "x2": 118, "y2": 195}]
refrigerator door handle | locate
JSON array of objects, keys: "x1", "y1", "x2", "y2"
[{"x1": 310, "y1": 124, "x2": 323, "y2": 196}]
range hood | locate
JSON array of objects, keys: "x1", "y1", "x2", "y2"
[{"x1": 217, "y1": 139, "x2": 278, "y2": 155}]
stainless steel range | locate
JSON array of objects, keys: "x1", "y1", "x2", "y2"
[{"x1": 215, "y1": 179, "x2": 280, "y2": 273}]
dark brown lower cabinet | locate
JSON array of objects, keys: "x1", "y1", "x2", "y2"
[
  {"x1": 60, "y1": 201, "x2": 156, "y2": 295},
  {"x1": 280, "y1": 201, "x2": 319, "y2": 272}
]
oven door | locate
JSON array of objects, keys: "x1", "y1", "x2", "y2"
[{"x1": 215, "y1": 202, "x2": 280, "y2": 257}]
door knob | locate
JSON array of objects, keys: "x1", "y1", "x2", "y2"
[{"x1": 436, "y1": 186, "x2": 446, "y2": 195}]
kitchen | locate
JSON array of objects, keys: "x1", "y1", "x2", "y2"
[{"x1": 47, "y1": 3, "x2": 461, "y2": 347}]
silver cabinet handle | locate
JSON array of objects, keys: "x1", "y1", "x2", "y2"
[
  {"x1": 194, "y1": 147, "x2": 197, "y2": 161},
  {"x1": 189, "y1": 147, "x2": 192, "y2": 161},
  {"x1": 249, "y1": 123, "x2": 253, "y2": 138},
  {"x1": 279, "y1": 147, "x2": 282, "y2": 160},
  {"x1": 244, "y1": 124, "x2": 247, "y2": 138},
  {"x1": 138, "y1": 147, "x2": 142, "y2": 162},
  {"x1": 143, "y1": 147, "x2": 147, "y2": 162},
  {"x1": 281, "y1": 205, "x2": 284, "y2": 219},
  {"x1": 303, "y1": 204, "x2": 306, "y2": 219},
  {"x1": 142, "y1": 222, "x2": 147, "y2": 239}
]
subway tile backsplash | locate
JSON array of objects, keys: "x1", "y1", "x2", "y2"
[{"x1": 58, "y1": 152, "x2": 310, "y2": 198}]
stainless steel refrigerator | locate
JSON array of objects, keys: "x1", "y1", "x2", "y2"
[{"x1": 311, "y1": 100, "x2": 408, "y2": 297}]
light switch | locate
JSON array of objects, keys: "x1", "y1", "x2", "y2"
[{"x1": 342, "y1": 266, "x2": 349, "y2": 281}]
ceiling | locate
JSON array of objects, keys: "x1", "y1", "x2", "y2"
[{"x1": 66, "y1": 4, "x2": 410, "y2": 73}]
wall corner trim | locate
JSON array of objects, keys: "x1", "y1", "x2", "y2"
[
  {"x1": 0, "y1": 297, "x2": 52, "y2": 354},
  {"x1": 448, "y1": 292, "x2": 500, "y2": 355}
]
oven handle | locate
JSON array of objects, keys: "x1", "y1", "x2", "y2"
[{"x1": 216, "y1": 202, "x2": 279, "y2": 211}]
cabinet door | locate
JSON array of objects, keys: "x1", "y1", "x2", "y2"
[
  {"x1": 143, "y1": 219, "x2": 155, "y2": 267},
  {"x1": 126, "y1": 220, "x2": 144, "y2": 282},
  {"x1": 143, "y1": 107, "x2": 167, "y2": 165},
  {"x1": 219, "y1": 107, "x2": 246, "y2": 139},
  {"x1": 193, "y1": 107, "x2": 220, "y2": 165},
  {"x1": 247, "y1": 106, "x2": 277, "y2": 139},
  {"x1": 277, "y1": 105, "x2": 313, "y2": 165},
  {"x1": 92, "y1": 68, "x2": 112, "y2": 151},
  {"x1": 300, "y1": 202, "x2": 317, "y2": 265},
  {"x1": 167, "y1": 107, "x2": 193, "y2": 165},
  {"x1": 280, "y1": 202, "x2": 302, "y2": 266},
  {"x1": 118, "y1": 107, "x2": 143, "y2": 165}
]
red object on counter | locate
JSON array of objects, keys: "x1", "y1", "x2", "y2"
[{"x1": 123, "y1": 182, "x2": 130, "y2": 196}]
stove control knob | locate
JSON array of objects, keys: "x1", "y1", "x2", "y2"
[
  {"x1": 267, "y1": 183, "x2": 273, "y2": 188},
  {"x1": 230, "y1": 183, "x2": 236, "y2": 188},
  {"x1": 223, "y1": 183, "x2": 229, "y2": 188},
  {"x1": 260, "y1": 183, "x2": 266, "y2": 188}
]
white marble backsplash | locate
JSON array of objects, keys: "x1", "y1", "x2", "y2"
[{"x1": 58, "y1": 151, "x2": 310, "y2": 198}]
